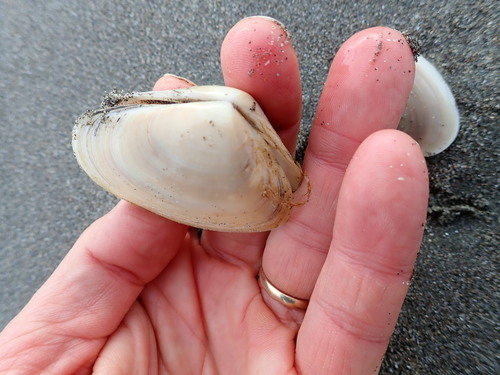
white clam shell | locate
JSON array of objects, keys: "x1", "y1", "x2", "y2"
[
  {"x1": 398, "y1": 56, "x2": 460, "y2": 156},
  {"x1": 72, "y1": 86, "x2": 303, "y2": 232}
]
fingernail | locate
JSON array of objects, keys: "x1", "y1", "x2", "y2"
[{"x1": 161, "y1": 73, "x2": 196, "y2": 86}]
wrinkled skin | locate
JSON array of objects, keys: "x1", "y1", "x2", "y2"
[{"x1": 0, "y1": 17, "x2": 428, "y2": 375}]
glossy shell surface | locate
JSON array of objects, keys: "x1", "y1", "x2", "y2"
[{"x1": 398, "y1": 56, "x2": 460, "y2": 156}]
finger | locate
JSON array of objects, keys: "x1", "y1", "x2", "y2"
[
  {"x1": 221, "y1": 16, "x2": 302, "y2": 151},
  {"x1": 201, "y1": 16, "x2": 302, "y2": 268},
  {"x1": 263, "y1": 27, "x2": 416, "y2": 301},
  {"x1": 0, "y1": 202, "x2": 187, "y2": 372},
  {"x1": 296, "y1": 130, "x2": 429, "y2": 374},
  {"x1": 152, "y1": 73, "x2": 195, "y2": 90}
]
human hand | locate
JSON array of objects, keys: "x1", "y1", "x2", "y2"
[{"x1": 0, "y1": 17, "x2": 428, "y2": 374}]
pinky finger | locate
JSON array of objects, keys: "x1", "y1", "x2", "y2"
[{"x1": 296, "y1": 129, "x2": 429, "y2": 374}]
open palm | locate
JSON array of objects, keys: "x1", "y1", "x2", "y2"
[{"x1": 0, "y1": 17, "x2": 428, "y2": 375}]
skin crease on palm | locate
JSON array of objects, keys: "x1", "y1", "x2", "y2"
[{"x1": 0, "y1": 17, "x2": 428, "y2": 375}]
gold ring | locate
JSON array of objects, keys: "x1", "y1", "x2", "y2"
[{"x1": 258, "y1": 268, "x2": 309, "y2": 310}]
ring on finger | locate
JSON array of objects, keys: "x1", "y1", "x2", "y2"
[{"x1": 258, "y1": 267, "x2": 309, "y2": 310}]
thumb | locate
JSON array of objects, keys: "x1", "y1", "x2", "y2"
[{"x1": 0, "y1": 201, "x2": 187, "y2": 372}]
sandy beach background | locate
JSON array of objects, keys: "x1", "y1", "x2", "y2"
[{"x1": 1, "y1": 1, "x2": 498, "y2": 373}]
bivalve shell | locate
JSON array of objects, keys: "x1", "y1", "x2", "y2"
[
  {"x1": 72, "y1": 86, "x2": 304, "y2": 232},
  {"x1": 398, "y1": 56, "x2": 460, "y2": 156}
]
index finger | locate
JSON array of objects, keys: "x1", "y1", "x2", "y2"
[
  {"x1": 221, "y1": 15, "x2": 302, "y2": 152},
  {"x1": 201, "y1": 16, "x2": 302, "y2": 267}
]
